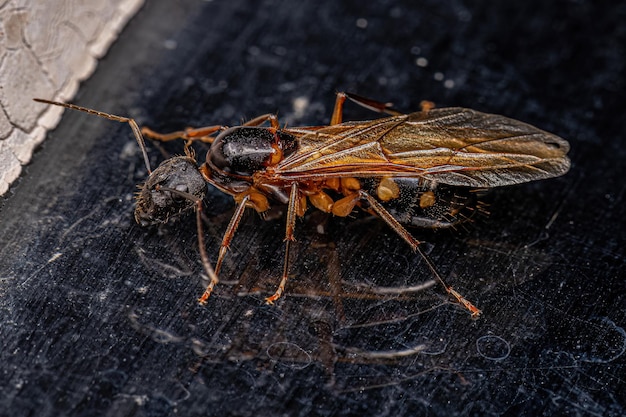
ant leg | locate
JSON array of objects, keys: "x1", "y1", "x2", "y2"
[
  {"x1": 213, "y1": 195, "x2": 250, "y2": 276},
  {"x1": 141, "y1": 125, "x2": 225, "y2": 144},
  {"x1": 344, "y1": 92, "x2": 402, "y2": 115},
  {"x1": 419, "y1": 100, "x2": 436, "y2": 112},
  {"x1": 330, "y1": 92, "x2": 404, "y2": 126},
  {"x1": 141, "y1": 114, "x2": 279, "y2": 143},
  {"x1": 194, "y1": 198, "x2": 221, "y2": 305},
  {"x1": 345, "y1": 92, "x2": 404, "y2": 116},
  {"x1": 34, "y1": 98, "x2": 153, "y2": 174},
  {"x1": 199, "y1": 188, "x2": 271, "y2": 302},
  {"x1": 330, "y1": 92, "x2": 347, "y2": 125},
  {"x1": 243, "y1": 113, "x2": 280, "y2": 129},
  {"x1": 356, "y1": 190, "x2": 481, "y2": 318},
  {"x1": 197, "y1": 194, "x2": 251, "y2": 304},
  {"x1": 265, "y1": 183, "x2": 299, "y2": 304},
  {"x1": 154, "y1": 186, "x2": 220, "y2": 305}
]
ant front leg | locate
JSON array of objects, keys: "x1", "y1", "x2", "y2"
[
  {"x1": 154, "y1": 185, "x2": 220, "y2": 305},
  {"x1": 141, "y1": 114, "x2": 280, "y2": 144},
  {"x1": 199, "y1": 188, "x2": 273, "y2": 304},
  {"x1": 141, "y1": 125, "x2": 226, "y2": 144}
]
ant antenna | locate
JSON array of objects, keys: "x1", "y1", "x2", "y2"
[{"x1": 34, "y1": 98, "x2": 153, "y2": 174}]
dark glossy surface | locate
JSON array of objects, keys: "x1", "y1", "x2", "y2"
[{"x1": 1, "y1": 1, "x2": 625, "y2": 416}]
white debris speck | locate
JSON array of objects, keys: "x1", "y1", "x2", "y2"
[
  {"x1": 444, "y1": 79, "x2": 455, "y2": 89},
  {"x1": 163, "y1": 39, "x2": 177, "y2": 50},
  {"x1": 292, "y1": 96, "x2": 309, "y2": 118},
  {"x1": 47, "y1": 252, "x2": 62, "y2": 263},
  {"x1": 356, "y1": 18, "x2": 368, "y2": 28}
]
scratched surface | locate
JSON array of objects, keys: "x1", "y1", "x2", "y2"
[{"x1": 1, "y1": 1, "x2": 625, "y2": 416}]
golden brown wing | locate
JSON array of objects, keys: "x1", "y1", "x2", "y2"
[{"x1": 274, "y1": 108, "x2": 570, "y2": 188}]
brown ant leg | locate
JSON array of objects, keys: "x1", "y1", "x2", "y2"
[
  {"x1": 33, "y1": 98, "x2": 153, "y2": 174},
  {"x1": 420, "y1": 100, "x2": 436, "y2": 112},
  {"x1": 193, "y1": 197, "x2": 221, "y2": 305},
  {"x1": 356, "y1": 190, "x2": 481, "y2": 318},
  {"x1": 213, "y1": 195, "x2": 250, "y2": 276},
  {"x1": 330, "y1": 92, "x2": 347, "y2": 125},
  {"x1": 141, "y1": 114, "x2": 279, "y2": 144},
  {"x1": 141, "y1": 125, "x2": 225, "y2": 143},
  {"x1": 330, "y1": 92, "x2": 404, "y2": 126},
  {"x1": 197, "y1": 194, "x2": 252, "y2": 304},
  {"x1": 344, "y1": 92, "x2": 404, "y2": 116},
  {"x1": 265, "y1": 183, "x2": 299, "y2": 304},
  {"x1": 243, "y1": 113, "x2": 280, "y2": 129},
  {"x1": 448, "y1": 288, "x2": 482, "y2": 318}
]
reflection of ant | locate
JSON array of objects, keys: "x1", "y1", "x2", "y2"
[{"x1": 35, "y1": 92, "x2": 570, "y2": 317}]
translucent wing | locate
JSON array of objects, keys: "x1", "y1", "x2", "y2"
[{"x1": 273, "y1": 108, "x2": 570, "y2": 187}]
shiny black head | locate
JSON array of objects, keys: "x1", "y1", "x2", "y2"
[
  {"x1": 135, "y1": 156, "x2": 206, "y2": 226},
  {"x1": 208, "y1": 127, "x2": 296, "y2": 176}
]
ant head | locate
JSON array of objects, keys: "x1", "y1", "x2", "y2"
[{"x1": 135, "y1": 156, "x2": 206, "y2": 226}]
